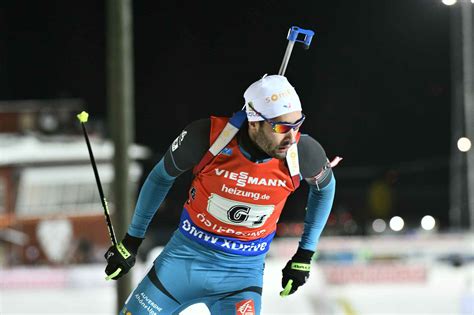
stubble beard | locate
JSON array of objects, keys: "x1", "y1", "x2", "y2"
[{"x1": 254, "y1": 130, "x2": 287, "y2": 160}]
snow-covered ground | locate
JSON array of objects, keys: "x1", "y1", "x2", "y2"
[
  {"x1": 2, "y1": 234, "x2": 474, "y2": 314},
  {"x1": 1, "y1": 255, "x2": 473, "y2": 315}
]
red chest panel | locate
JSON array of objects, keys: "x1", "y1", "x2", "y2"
[{"x1": 184, "y1": 116, "x2": 298, "y2": 241}]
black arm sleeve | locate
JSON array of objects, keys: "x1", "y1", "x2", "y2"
[
  {"x1": 163, "y1": 118, "x2": 211, "y2": 177},
  {"x1": 298, "y1": 134, "x2": 334, "y2": 189}
]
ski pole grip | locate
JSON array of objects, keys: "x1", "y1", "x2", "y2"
[{"x1": 287, "y1": 26, "x2": 315, "y2": 49}]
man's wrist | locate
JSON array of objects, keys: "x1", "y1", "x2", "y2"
[
  {"x1": 292, "y1": 247, "x2": 315, "y2": 262},
  {"x1": 122, "y1": 233, "x2": 144, "y2": 255}
]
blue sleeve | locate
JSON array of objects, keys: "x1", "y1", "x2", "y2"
[
  {"x1": 298, "y1": 175, "x2": 336, "y2": 251},
  {"x1": 127, "y1": 158, "x2": 176, "y2": 238}
]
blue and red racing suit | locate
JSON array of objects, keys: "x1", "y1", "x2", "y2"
[{"x1": 122, "y1": 116, "x2": 337, "y2": 315}]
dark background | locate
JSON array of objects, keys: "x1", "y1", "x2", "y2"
[{"x1": 0, "y1": 1, "x2": 452, "y2": 235}]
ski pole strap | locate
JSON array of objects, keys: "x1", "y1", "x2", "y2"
[
  {"x1": 193, "y1": 110, "x2": 247, "y2": 175},
  {"x1": 105, "y1": 267, "x2": 122, "y2": 280},
  {"x1": 280, "y1": 279, "x2": 293, "y2": 297}
]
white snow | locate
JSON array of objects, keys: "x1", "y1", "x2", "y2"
[{"x1": 1, "y1": 246, "x2": 473, "y2": 315}]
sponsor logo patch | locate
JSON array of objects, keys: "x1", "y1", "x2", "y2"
[
  {"x1": 179, "y1": 210, "x2": 274, "y2": 256},
  {"x1": 171, "y1": 130, "x2": 187, "y2": 151},
  {"x1": 134, "y1": 292, "x2": 162, "y2": 314},
  {"x1": 106, "y1": 251, "x2": 114, "y2": 260},
  {"x1": 214, "y1": 169, "x2": 286, "y2": 188},
  {"x1": 219, "y1": 147, "x2": 233, "y2": 156},
  {"x1": 207, "y1": 193, "x2": 274, "y2": 228},
  {"x1": 236, "y1": 299, "x2": 255, "y2": 315}
]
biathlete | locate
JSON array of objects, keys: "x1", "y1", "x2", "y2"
[{"x1": 104, "y1": 74, "x2": 341, "y2": 315}]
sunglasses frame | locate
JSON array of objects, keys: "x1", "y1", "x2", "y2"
[{"x1": 247, "y1": 102, "x2": 306, "y2": 134}]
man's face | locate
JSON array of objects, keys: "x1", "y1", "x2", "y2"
[{"x1": 248, "y1": 111, "x2": 303, "y2": 160}]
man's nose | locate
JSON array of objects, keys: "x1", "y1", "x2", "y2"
[{"x1": 285, "y1": 129, "x2": 297, "y2": 143}]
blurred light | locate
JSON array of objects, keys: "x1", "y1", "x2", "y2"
[
  {"x1": 343, "y1": 220, "x2": 358, "y2": 234},
  {"x1": 442, "y1": 0, "x2": 457, "y2": 5},
  {"x1": 457, "y1": 137, "x2": 472, "y2": 152},
  {"x1": 38, "y1": 112, "x2": 59, "y2": 132},
  {"x1": 277, "y1": 223, "x2": 289, "y2": 236},
  {"x1": 327, "y1": 214, "x2": 337, "y2": 226},
  {"x1": 389, "y1": 216, "x2": 404, "y2": 231},
  {"x1": 340, "y1": 211, "x2": 353, "y2": 223},
  {"x1": 372, "y1": 218, "x2": 387, "y2": 233},
  {"x1": 421, "y1": 215, "x2": 436, "y2": 231},
  {"x1": 292, "y1": 223, "x2": 304, "y2": 235},
  {"x1": 25, "y1": 245, "x2": 40, "y2": 262}
]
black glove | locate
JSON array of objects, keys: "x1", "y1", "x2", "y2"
[
  {"x1": 104, "y1": 233, "x2": 143, "y2": 280},
  {"x1": 280, "y1": 248, "x2": 314, "y2": 297}
]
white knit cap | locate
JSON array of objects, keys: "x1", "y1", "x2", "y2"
[{"x1": 244, "y1": 74, "x2": 302, "y2": 122}]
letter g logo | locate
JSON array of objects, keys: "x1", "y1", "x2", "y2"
[{"x1": 227, "y1": 206, "x2": 250, "y2": 223}]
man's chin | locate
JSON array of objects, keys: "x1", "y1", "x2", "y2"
[{"x1": 272, "y1": 151, "x2": 287, "y2": 160}]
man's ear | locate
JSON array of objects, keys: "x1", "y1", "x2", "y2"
[{"x1": 248, "y1": 121, "x2": 259, "y2": 131}]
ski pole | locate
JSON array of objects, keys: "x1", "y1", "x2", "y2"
[
  {"x1": 77, "y1": 111, "x2": 118, "y2": 246},
  {"x1": 278, "y1": 26, "x2": 315, "y2": 76}
]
